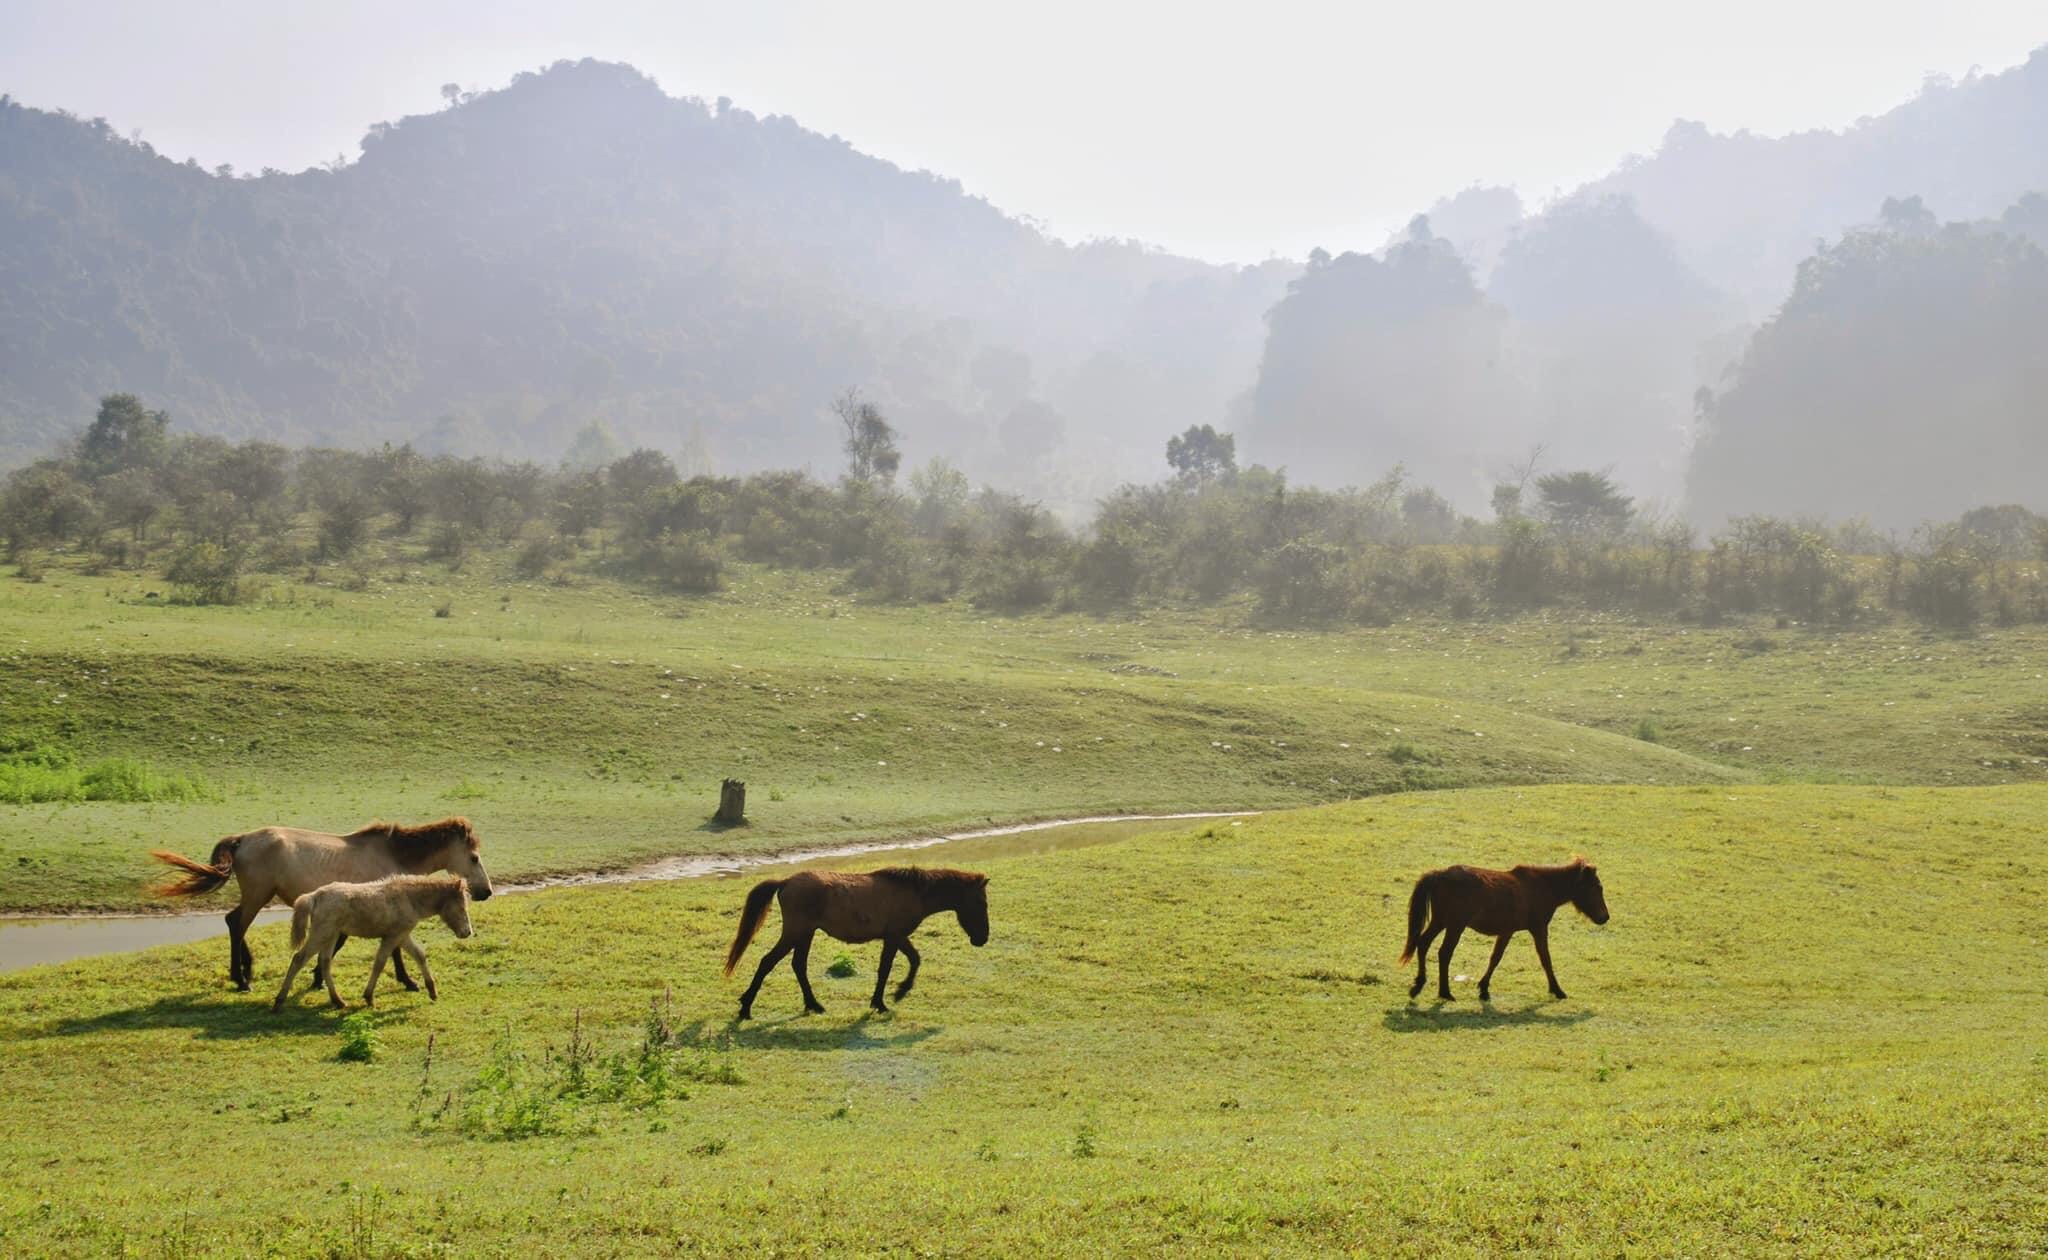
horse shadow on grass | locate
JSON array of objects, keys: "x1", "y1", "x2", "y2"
[
  {"x1": 39, "y1": 992, "x2": 345, "y2": 1042},
  {"x1": 1381, "y1": 1001, "x2": 1597, "y2": 1034},
  {"x1": 699, "y1": 1011, "x2": 943, "y2": 1053}
]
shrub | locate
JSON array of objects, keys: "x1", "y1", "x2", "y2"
[
  {"x1": 336, "y1": 1013, "x2": 380, "y2": 1062},
  {"x1": 0, "y1": 749, "x2": 219, "y2": 805},
  {"x1": 629, "y1": 531, "x2": 724, "y2": 593},
  {"x1": 165, "y1": 542, "x2": 243, "y2": 604}
]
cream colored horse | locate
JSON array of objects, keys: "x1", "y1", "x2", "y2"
[
  {"x1": 272, "y1": 873, "x2": 474, "y2": 1012},
  {"x1": 152, "y1": 817, "x2": 492, "y2": 992}
]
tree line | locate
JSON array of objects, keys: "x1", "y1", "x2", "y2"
[{"x1": 5, "y1": 394, "x2": 2045, "y2": 631}]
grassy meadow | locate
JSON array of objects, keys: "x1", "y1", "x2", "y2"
[
  {"x1": 1, "y1": 788, "x2": 2044, "y2": 1255},
  {"x1": 2, "y1": 550, "x2": 2046, "y2": 1254},
  {"x1": 3, "y1": 557, "x2": 2044, "y2": 911}
]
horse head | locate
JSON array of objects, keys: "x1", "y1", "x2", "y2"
[
  {"x1": 1570, "y1": 860, "x2": 1610, "y2": 925},
  {"x1": 439, "y1": 879, "x2": 475, "y2": 939},
  {"x1": 444, "y1": 818, "x2": 493, "y2": 901},
  {"x1": 955, "y1": 873, "x2": 990, "y2": 947}
]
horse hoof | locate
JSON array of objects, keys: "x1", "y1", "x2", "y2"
[
  {"x1": 735, "y1": 1008, "x2": 752, "y2": 1022},
  {"x1": 805, "y1": 1004, "x2": 826, "y2": 1015},
  {"x1": 869, "y1": 1002, "x2": 889, "y2": 1014}
]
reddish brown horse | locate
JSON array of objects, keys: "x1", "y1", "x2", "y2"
[
  {"x1": 152, "y1": 817, "x2": 492, "y2": 992},
  {"x1": 1400, "y1": 856, "x2": 1609, "y2": 1001},
  {"x1": 724, "y1": 867, "x2": 990, "y2": 1019}
]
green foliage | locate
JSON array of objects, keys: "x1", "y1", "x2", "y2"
[
  {"x1": 163, "y1": 542, "x2": 242, "y2": 605},
  {"x1": 335, "y1": 1013, "x2": 380, "y2": 1062},
  {"x1": 825, "y1": 952, "x2": 857, "y2": 978},
  {"x1": 439, "y1": 1008, "x2": 740, "y2": 1141},
  {"x1": 1165, "y1": 424, "x2": 1236, "y2": 482},
  {"x1": 0, "y1": 742, "x2": 216, "y2": 805}
]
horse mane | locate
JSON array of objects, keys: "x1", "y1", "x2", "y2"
[
  {"x1": 378, "y1": 872, "x2": 468, "y2": 896},
  {"x1": 872, "y1": 866, "x2": 986, "y2": 895},
  {"x1": 345, "y1": 816, "x2": 480, "y2": 860}
]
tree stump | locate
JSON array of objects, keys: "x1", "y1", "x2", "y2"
[{"x1": 715, "y1": 778, "x2": 746, "y2": 826}]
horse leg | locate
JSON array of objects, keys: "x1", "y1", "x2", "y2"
[
  {"x1": 224, "y1": 909, "x2": 247, "y2": 989},
  {"x1": 392, "y1": 947, "x2": 419, "y2": 992},
  {"x1": 893, "y1": 939, "x2": 921, "y2": 1003},
  {"x1": 870, "y1": 941, "x2": 899, "y2": 1013},
  {"x1": 271, "y1": 942, "x2": 315, "y2": 1013},
  {"x1": 312, "y1": 933, "x2": 348, "y2": 991},
  {"x1": 1408, "y1": 923, "x2": 1444, "y2": 998},
  {"x1": 401, "y1": 935, "x2": 437, "y2": 1001},
  {"x1": 320, "y1": 940, "x2": 345, "y2": 1009},
  {"x1": 737, "y1": 939, "x2": 794, "y2": 1020},
  {"x1": 1477, "y1": 932, "x2": 1514, "y2": 1002},
  {"x1": 1437, "y1": 924, "x2": 1465, "y2": 1001},
  {"x1": 791, "y1": 932, "x2": 825, "y2": 1014},
  {"x1": 229, "y1": 886, "x2": 266, "y2": 990},
  {"x1": 1531, "y1": 925, "x2": 1567, "y2": 999},
  {"x1": 362, "y1": 938, "x2": 398, "y2": 1008}
]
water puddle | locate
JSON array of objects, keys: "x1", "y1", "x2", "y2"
[{"x1": 0, "y1": 811, "x2": 1252, "y2": 973}]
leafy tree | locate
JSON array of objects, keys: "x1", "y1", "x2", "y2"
[
  {"x1": 606, "y1": 449, "x2": 679, "y2": 508},
  {"x1": 908, "y1": 458, "x2": 970, "y2": 537},
  {"x1": 1536, "y1": 471, "x2": 1633, "y2": 537},
  {"x1": 1165, "y1": 424, "x2": 1236, "y2": 483},
  {"x1": 77, "y1": 394, "x2": 168, "y2": 478},
  {"x1": 98, "y1": 468, "x2": 165, "y2": 542},
  {"x1": 834, "y1": 390, "x2": 902, "y2": 486},
  {"x1": 561, "y1": 420, "x2": 622, "y2": 471}
]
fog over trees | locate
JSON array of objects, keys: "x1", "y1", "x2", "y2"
[{"x1": 4, "y1": 49, "x2": 2048, "y2": 529}]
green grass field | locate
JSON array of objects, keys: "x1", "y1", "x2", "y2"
[
  {"x1": 2, "y1": 788, "x2": 2043, "y2": 1255},
  {"x1": 4, "y1": 560, "x2": 2044, "y2": 911},
  {"x1": 3, "y1": 554, "x2": 2047, "y2": 1254}
]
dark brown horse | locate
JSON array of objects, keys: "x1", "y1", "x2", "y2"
[
  {"x1": 1400, "y1": 856, "x2": 1609, "y2": 1001},
  {"x1": 724, "y1": 867, "x2": 990, "y2": 1019},
  {"x1": 152, "y1": 817, "x2": 492, "y2": 992}
]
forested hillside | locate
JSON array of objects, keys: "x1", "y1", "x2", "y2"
[
  {"x1": 6, "y1": 51, "x2": 2048, "y2": 528},
  {"x1": 0, "y1": 60, "x2": 1285, "y2": 503}
]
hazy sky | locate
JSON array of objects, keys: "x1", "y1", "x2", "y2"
[{"x1": 4, "y1": 1, "x2": 2042, "y2": 262}]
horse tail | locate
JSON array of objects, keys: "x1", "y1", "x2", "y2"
[
  {"x1": 290, "y1": 896, "x2": 312, "y2": 950},
  {"x1": 1398, "y1": 873, "x2": 1435, "y2": 963},
  {"x1": 723, "y1": 879, "x2": 785, "y2": 977},
  {"x1": 149, "y1": 836, "x2": 241, "y2": 897}
]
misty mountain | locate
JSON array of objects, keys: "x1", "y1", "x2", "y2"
[
  {"x1": 0, "y1": 60, "x2": 1286, "y2": 505},
  {"x1": 1689, "y1": 204, "x2": 2048, "y2": 532},
  {"x1": 1580, "y1": 49, "x2": 2048, "y2": 315},
  {"x1": 1246, "y1": 224, "x2": 1520, "y2": 502}
]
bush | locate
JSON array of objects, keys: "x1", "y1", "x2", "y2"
[
  {"x1": 0, "y1": 749, "x2": 218, "y2": 805},
  {"x1": 630, "y1": 531, "x2": 724, "y2": 593},
  {"x1": 515, "y1": 534, "x2": 570, "y2": 580},
  {"x1": 336, "y1": 1013, "x2": 380, "y2": 1062},
  {"x1": 165, "y1": 542, "x2": 244, "y2": 604}
]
